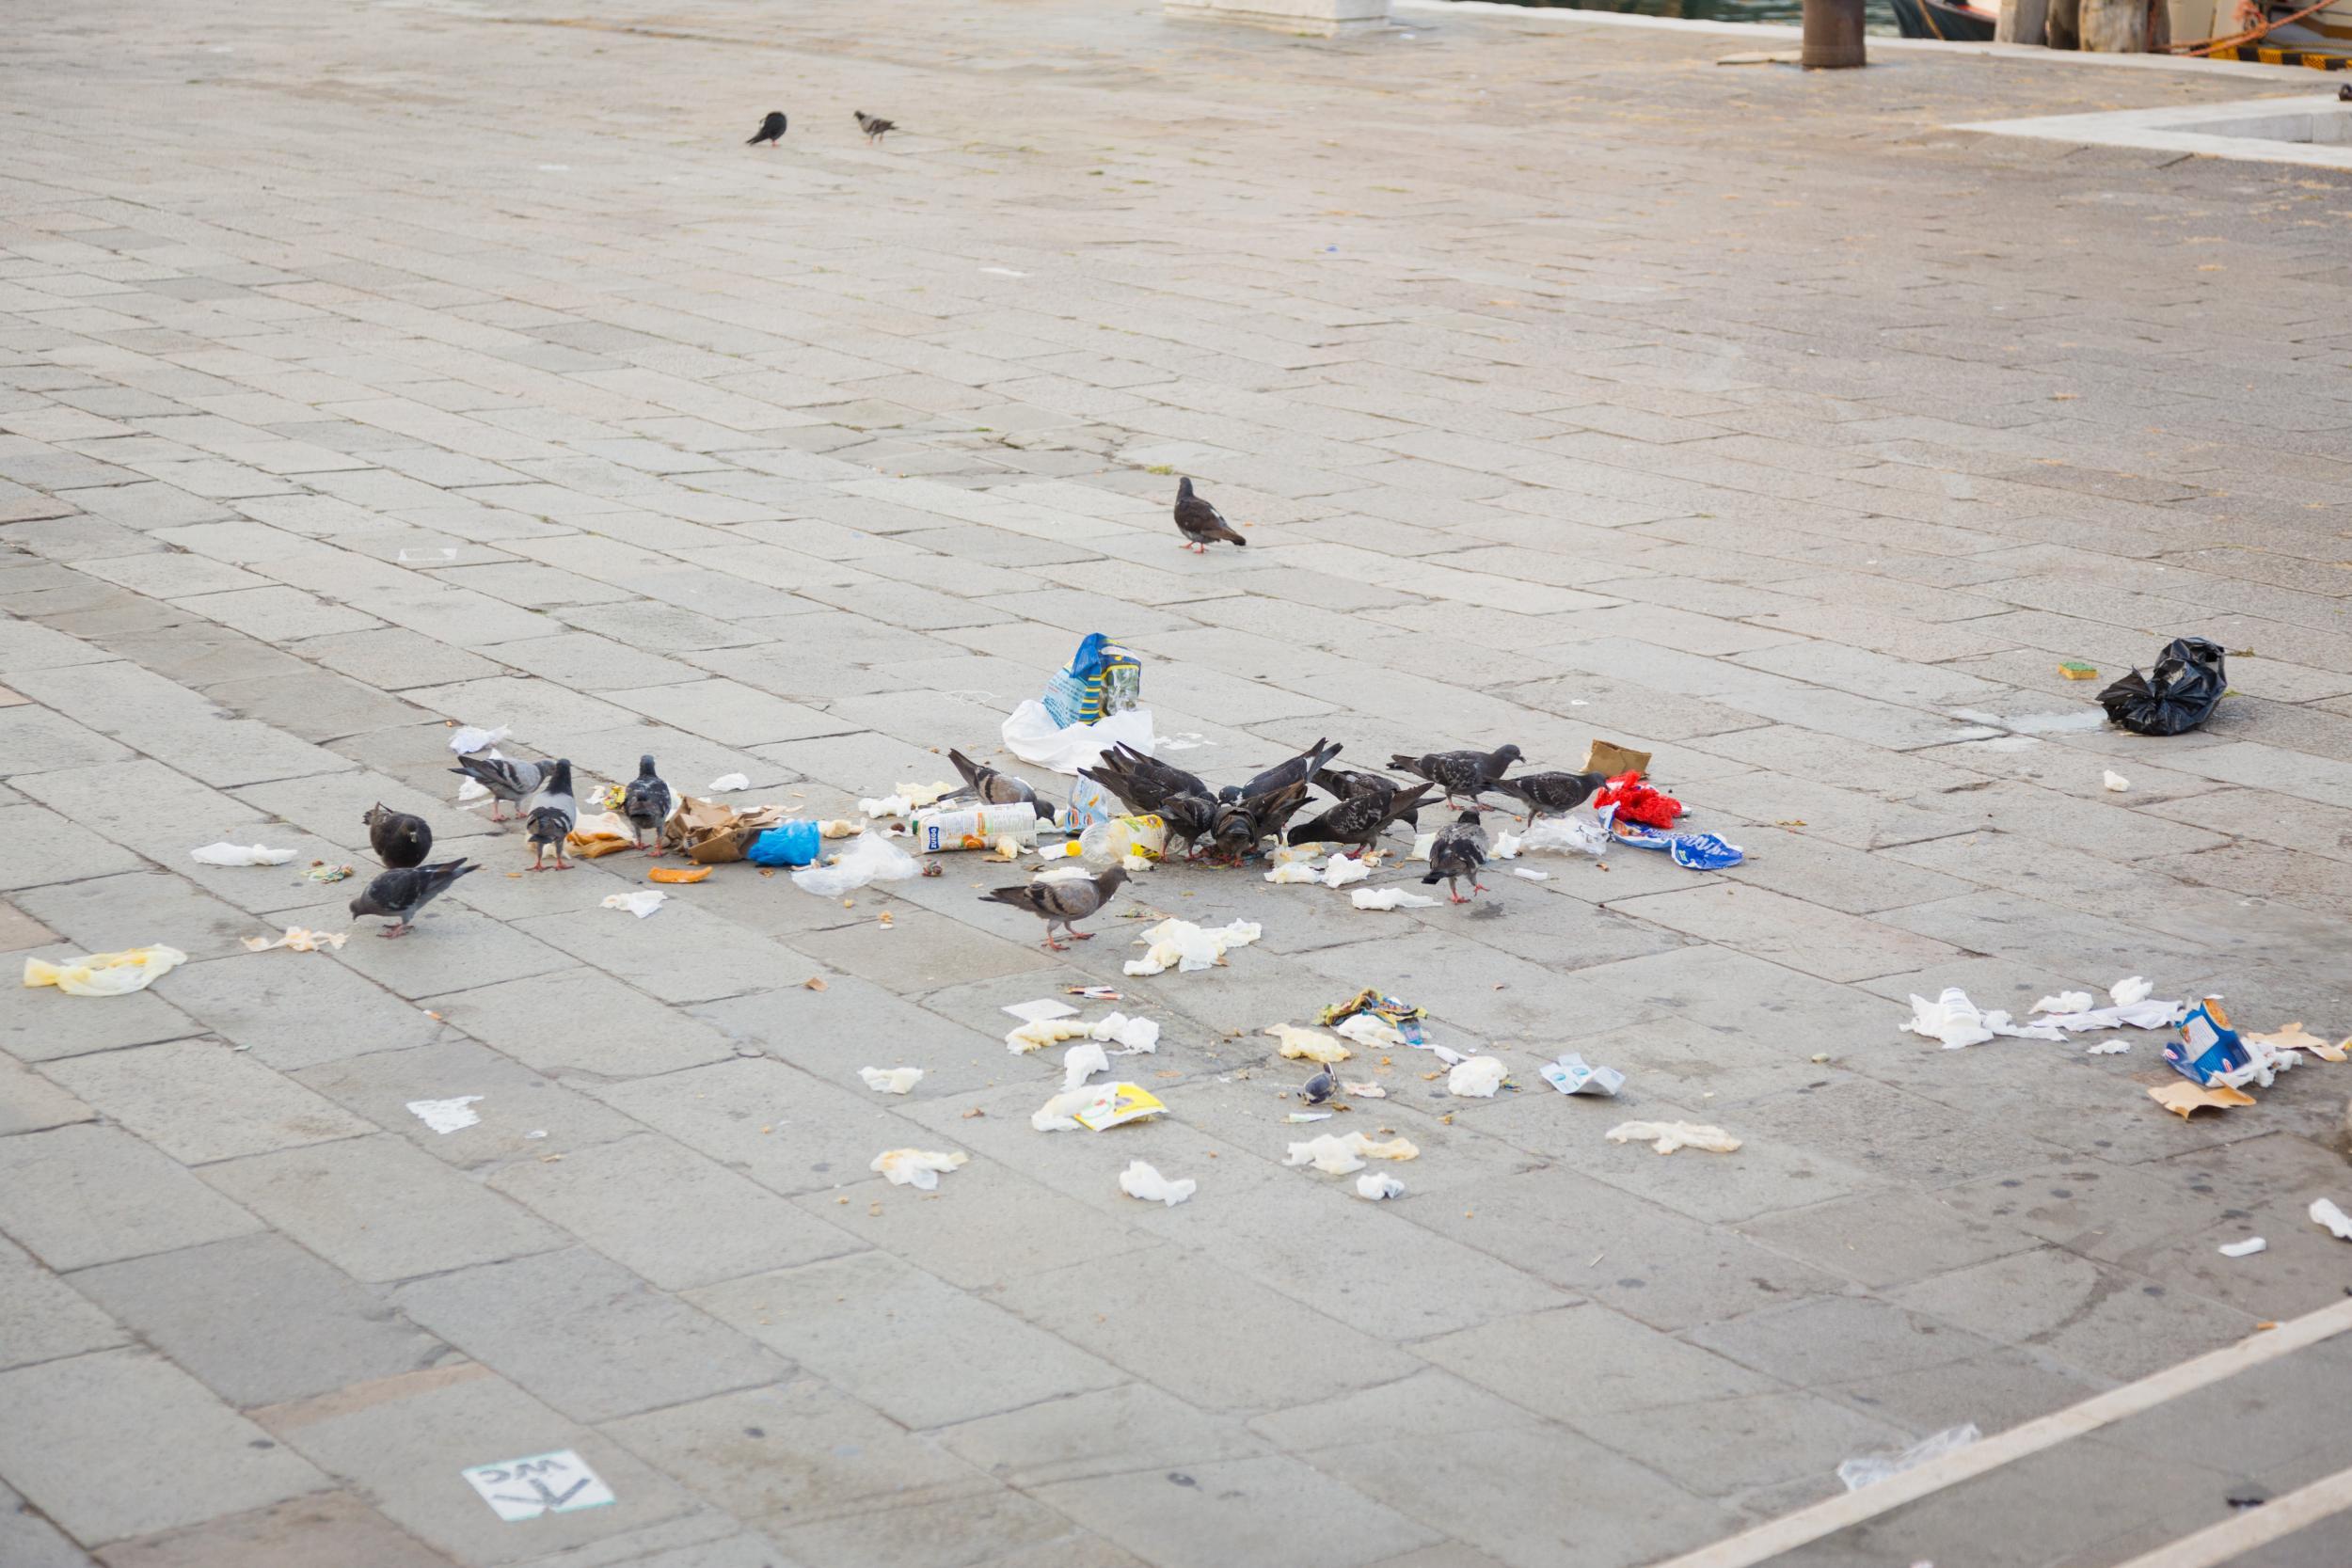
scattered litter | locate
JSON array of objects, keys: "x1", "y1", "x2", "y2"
[
  {"x1": 666, "y1": 796, "x2": 790, "y2": 863},
  {"x1": 646, "y1": 864, "x2": 709, "y2": 885},
  {"x1": 1595, "y1": 773, "x2": 1683, "y2": 830},
  {"x1": 190, "y1": 843, "x2": 296, "y2": 867},
  {"x1": 790, "y1": 832, "x2": 920, "y2": 895},
  {"x1": 1268, "y1": 1023, "x2": 1351, "y2": 1064},
  {"x1": 2058, "y1": 661, "x2": 2100, "y2": 681},
  {"x1": 1006, "y1": 1017, "x2": 1091, "y2": 1053},
  {"x1": 1408, "y1": 832, "x2": 1437, "y2": 863},
  {"x1": 1906, "y1": 983, "x2": 2182, "y2": 1049},
  {"x1": 2246, "y1": 1022, "x2": 2349, "y2": 1063},
  {"x1": 1123, "y1": 917, "x2": 1261, "y2": 975},
  {"x1": 2101, "y1": 637, "x2": 2226, "y2": 736},
  {"x1": 707, "y1": 772, "x2": 751, "y2": 793},
  {"x1": 407, "y1": 1096, "x2": 485, "y2": 1134},
  {"x1": 1061, "y1": 1040, "x2": 1111, "y2": 1090},
  {"x1": 2102, "y1": 770, "x2": 2130, "y2": 793},
  {"x1": 1096, "y1": 1013, "x2": 1159, "y2": 1053},
  {"x1": 1333, "y1": 1013, "x2": 1405, "y2": 1051},
  {"x1": 2148, "y1": 1080, "x2": 2255, "y2": 1117},
  {"x1": 1448, "y1": 1056, "x2": 1507, "y2": 1098},
  {"x1": 1007, "y1": 1011, "x2": 1158, "y2": 1056},
  {"x1": 2168, "y1": 997, "x2": 2296, "y2": 1090},
  {"x1": 23, "y1": 944, "x2": 190, "y2": 996},
  {"x1": 462, "y1": 1450, "x2": 613, "y2": 1523},
  {"x1": 301, "y1": 861, "x2": 355, "y2": 883},
  {"x1": 1264, "y1": 861, "x2": 1319, "y2": 885},
  {"x1": 1836, "y1": 1425, "x2": 1980, "y2": 1493},
  {"x1": 1031, "y1": 1081, "x2": 1167, "y2": 1132},
  {"x1": 1068, "y1": 986, "x2": 1123, "y2": 1001},
  {"x1": 1322, "y1": 990, "x2": 1425, "y2": 1042},
  {"x1": 2218, "y1": 1237, "x2": 2267, "y2": 1259},
  {"x1": 1541, "y1": 1053, "x2": 1625, "y2": 1097},
  {"x1": 1118, "y1": 1160, "x2": 1195, "y2": 1206},
  {"x1": 1357, "y1": 1172, "x2": 1406, "y2": 1200},
  {"x1": 240, "y1": 928, "x2": 346, "y2": 955},
  {"x1": 858, "y1": 1067, "x2": 924, "y2": 1095},
  {"x1": 1605, "y1": 807, "x2": 1743, "y2": 869},
  {"x1": 871, "y1": 1148, "x2": 968, "y2": 1189},
  {"x1": 1906, "y1": 989, "x2": 1994, "y2": 1049},
  {"x1": 1606, "y1": 1120, "x2": 1741, "y2": 1154},
  {"x1": 1160, "y1": 732, "x2": 1208, "y2": 751},
  {"x1": 1322, "y1": 855, "x2": 1369, "y2": 890},
  {"x1": 2033, "y1": 991, "x2": 2095, "y2": 1016},
  {"x1": 1001, "y1": 700, "x2": 1155, "y2": 775},
  {"x1": 1519, "y1": 816, "x2": 1612, "y2": 857},
  {"x1": 1343, "y1": 1081, "x2": 1387, "y2": 1100},
  {"x1": 1490, "y1": 832, "x2": 1521, "y2": 861},
  {"x1": 1352, "y1": 887, "x2": 1439, "y2": 911},
  {"x1": 2310, "y1": 1197, "x2": 2352, "y2": 1241},
  {"x1": 1006, "y1": 997, "x2": 1080, "y2": 1024},
  {"x1": 980, "y1": 265, "x2": 1026, "y2": 277},
  {"x1": 1285, "y1": 1131, "x2": 1419, "y2": 1175},
  {"x1": 860, "y1": 794, "x2": 914, "y2": 819},
  {"x1": 600, "y1": 890, "x2": 665, "y2": 919},
  {"x1": 1512, "y1": 867, "x2": 1551, "y2": 882}
]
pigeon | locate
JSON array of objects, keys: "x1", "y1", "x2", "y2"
[
  {"x1": 1286, "y1": 781, "x2": 1436, "y2": 857},
  {"x1": 1210, "y1": 781, "x2": 1310, "y2": 862},
  {"x1": 449, "y1": 754, "x2": 548, "y2": 823},
  {"x1": 747, "y1": 111, "x2": 788, "y2": 147},
  {"x1": 349, "y1": 860, "x2": 478, "y2": 938},
  {"x1": 1314, "y1": 766, "x2": 1425, "y2": 831},
  {"x1": 853, "y1": 110, "x2": 898, "y2": 145},
  {"x1": 1421, "y1": 808, "x2": 1490, "y2": 904},
  {"x1": 2342, "y1": 82, "x2": 2351, "y2": 102},
  {"x1": 525, "y1": 759, "x2": 576, "y2": 872},
  {"x1": 1303, "y1": 1066, "x2": 1337, "y2": 1105},
  {"x1": 1173, "y1": 477, "x2": 1247, "y2": 553},
  {"x1": 363, "y1": 802, "x2": 432, "y2": 870},
  {"x1": 947, "y1": 747, "x2": 1051, "y2": 822},
  {"x1": 980, "y1": 864, "x2": 1130, "y2": 951},
  {"x1": 1239, "y1": 737, "x2": 1342, "y2": 801},
  {"x1": 620, "y1": 754, "x2": 673, "y2": 853},
  {"x1": 1390, "y1": 744, "x2": 1523, "y2": 807},
  {"x1": 1488, "y1": 769, "x2": 1607, "y2": 822},
  {"x1": 1079, "y1": 743, "x2": 1215, "y2": 817},
  {"x1": 1156, "y1": 792, "x2": 1218, "y2": 860}
]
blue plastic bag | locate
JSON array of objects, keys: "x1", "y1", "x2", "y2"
[{"x1": 745, "y1": 820, "x2": 823, "y2": 867}]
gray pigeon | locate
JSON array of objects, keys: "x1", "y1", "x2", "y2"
[
  {"x1": 449, "y1": 754, "x2": 547, "y2": 823},
  {"x1": 1079, "y1": 742, "x2": 1213, "y2": 816},
  {"x1": 947, "y1": 747, "x2": 1051, "y2": 823},
  {"x1": 363, "y1": 802, "x2": 432, "y2": 869},
  {"x1": 1240, "y1": 737, "x2": 1342, "y2": 800},
  {"x1": 1173, "y1": 478, "x2": 1247, "y2": 553},
  {"x1": 349, "y1": 860, "x2": 478, "y2": 938},
  {"x1": 1421, "y1": 807, "x2": 1490, "y2": 904},
  {"x1": 525, "y1": 760, "x2": 576, "y2": 872},
  {"x1": 980, "y1": 865, "x2": 1130, "y2": 951},
  {"x1": 1489, "y1": 769, "x2": 1607, "y2": 822},
  {"x1": 620, "y1": 754, "x2": 673, "y2": 853},
  {"x1": 1286, "y1": 781, "x2": 1436, "y2": 857},
  {"x1": 1303, "y1": 1067, "x2": 1337, "y2": 1105},
  {"x1": 1390, "y1": 745, "x2": 1522, "y2": 807},
  {"x1": 1314, "y1": 766, "x2": 1425, "y2": 831},
  {"x1": 853, "y1": 110, "x2": 898, "y2": 145}
]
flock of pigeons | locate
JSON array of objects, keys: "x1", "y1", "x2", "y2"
[{"x1": 745, "y1": 109, "x2": 898, "y2": 148}]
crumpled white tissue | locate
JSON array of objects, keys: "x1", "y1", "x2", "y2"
[
  {"x1": 2032, "y1": 991, "x2": 2094, "y2": 1016},
  {"x1": 707, "y1": 772, "x2": 751, "y2": 792},
  {"x1": 1408, "y1": 832, "x2": 1437, "y2": 863},
  {"x1": 1285, "y1": 1131, "x2": 1418, "y2": 1174},
  {"x1": 1447, "y1": 1056, "x2": 1506, "y2": 1098},
  {"x1": 1263, "y1": 862, "x2": 1320, "y2": 885},
  {"x1": 1837, "y1": 1424, "x2": 1979, "y2": 1492},
  {"x1": 1061, "y1": 1040, "x2": 1110, "y2": 1091},
  {"x1": 1906, "y1": 988, "x2": 1994, "y2": 1049},
  {"x1": 1357, "y1": 1172, "x2": 1406, "y2": 1200},
  {"x1": 858, "y1": 794, "x2": 914, "y2": 819},
  {"x1": 1119, "y1": 1160, "x2": 1196, "y2": 1207},
  {"x1": 449, "y1": 724, "x2": 507, "y2": 755},
  {"x1": 1001, "y1": 700, "x2": 1157, "y2": 775},
  {"x1": 1911, "y1": 982, "x2": 2184, "y2": 1050},
  {"x1": 1607, "y1": 1120, "x2": 1741, "y2": 1154},
  {"x1": 871, "y1": 1148, "x2": 967, "y2": 1189},
  {"x1": 1352, "y1": 887, "x2": 1439, "y2": 911},
  {"x1": 1267, "y1": 1023, "x2": 1351, "y2": 1064},
  {"x1": 1006, "y1": 1011, "x2": 1158, "y2": 1056},
  {"x1": 191, "y1": 843, "x2": 297, "y2": 867},
  {"x1": 858, "y1": 1067, "x2": 923, "y2": 1095},
  {"x1": 2103, "y1": 770, "x2": 2130, "y2": 793},
  {"x1": 2217, "y1": 1237, "x2": 2266, "y2": 1258},
  {"x1": 2111, "y1": 975, "x2": 2153, "y2": 1007},
  {"x1": 1491, "y1": 832, "x2": 1522, "y2": 861},
  {"x1": 1321, "y1": 855, "x2": 1369, "y2": 889},
  {"x1": 1333, "y1": 1012, "x2": 1406, "y2": 1051},
  {"x1": 601, "y1": 890, "x2": 665, "y2": 919},
  {"x1": 406, "y1": 1096, "x2": 484, "y2": 1134},
  {"x1": 1124, "y1": 917, "x2": 1261, "y2": 975},
  {"x1": 2310, "y1": 1198, "x2": 2352, "y2": 1241}
]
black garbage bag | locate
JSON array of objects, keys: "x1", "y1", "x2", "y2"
[{"x1": 2099, "y1": 637, "x2": 2227, "y2": 736}]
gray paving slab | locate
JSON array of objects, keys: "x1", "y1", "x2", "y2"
[
  {"x1": 91, "y1": 1491, "x2": 456, "y2": 1568},
  {"x1": 0, "y1": 1125, "x2": 263, "y2": 1271},
  {"x1": 41, "y1": 1038, "x2": 372, "y2": 1164}
]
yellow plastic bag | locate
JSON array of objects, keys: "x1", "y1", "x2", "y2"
[{"x1": 23, "y1": 945, "x2": 188, "y2": 997}]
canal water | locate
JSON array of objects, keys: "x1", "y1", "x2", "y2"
[{"x1": 1446, "y1": 0, "x2": 1901, "y2": 35}]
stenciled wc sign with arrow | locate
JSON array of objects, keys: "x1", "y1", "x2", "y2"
[{"x1": 461, "y1": 1450, "x2": 616, "y2": 1523}]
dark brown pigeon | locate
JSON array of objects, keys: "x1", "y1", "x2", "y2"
[{"x1": 1173, "y1": 478, "x2": 1247, "y2": 553}]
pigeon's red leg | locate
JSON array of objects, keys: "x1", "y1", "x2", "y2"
[
  {"x1": 1041, "y1": 933, "x2": 1069, "y2": 952},
  {"x1": 378, "y1": 923, "x2": 408, "y2": 939},
  {"x1": 553, "y1": 850, "x2": 572, "y2": 870},
  {"x1": 1069, "y1": 928, "x2": 1096, "y2": 941}
]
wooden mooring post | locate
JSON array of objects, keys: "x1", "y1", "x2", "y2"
[{"x1": 1802, "y1": 0, "x2": 1869, "y2": 65}]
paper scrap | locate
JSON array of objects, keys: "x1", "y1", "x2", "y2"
[
  {"x1": 2148, "y1": 1080, "x2": 2255, "y2": 1117},
  {"x1": 1321, "y1": 855, "x2": 1369, "y2": 890},
  {"x1": 1448, "y1": 1056, "x2": 1506, "y2": 1098},
  {"x1": 1263, "y1": 862, "x2": 1321, "y2": 885},
  {"x1": 1285, "y1": 1130, "x2": 1419, "y2": 1175},
  {"x1": 707, "y1": 772, "x2": 751, "y2": 792},
  {"x1": 2217, "y1": 1237, "x2": 2266, "y2": 1259},
  {"x1": 241, "y1": 927, "x2": 345, "y2": 954},
  {"x1": 1343, "y1": 1081, "x2": 1388, "y2": 1099},
  {"x1": 407, "y1": 1096, "x2": 484, "y2": 1134},
  {"x1": 462, "y1": 1450, "x2": 613, "y2": 1522},
  {"x1": 600, "y1": 890, "x2": 665, "y2": 919},
  {"x1": 1605, "y1": 1120, "x2": 1741, "y2": 1154},
  {"x1": 24, "y1": 944, "x2": 189, "y2": 995},
  {"x1": 1491, "y1": 831, "x2": 1522, "y2": 861},
  {"x1": 1267, "y1": 1023, "x2": 1351, "y2": 1064},
  {"x1": 1286, "y1": 1111, "x2": 1334, "y2": 1123},
  {"x1": 2247, "y1": 1022, "x2": 2349, "y2": 1063},
  {"x1": 1061, "y1": 1040, "x2": 1111, "y2": 1091},
  {"x1": 1541, "y1": 1053, "x2": 1625, "y2": 1097},
  {"x1": 858, "y1": 1067, "x2": 924, "y2": 1095},
  {"x1": 1512, "y1": 867, "x2": 1551, "y2": 881},
  {"x1": 2103, "y1": 770, "x2": 2130, "y2": 793},
  {"x1": 1031, "y1": 1081, "x2": 1166, "y2": 1132},
  {"x1": 1351, "y1": 887, "x2": 1440, "y2": 911},
  {"x1": 1357, "y1": 1172, "x2": 1406, "y2": 1200},
  {"x1": 1333, "y1": 1012, "x2": 1406, "y2": 1051},
  {"x1": 1118, "y1": 1160, "x2": 1196, "y2": 1207},
  {"x1": 2111, "y1": 975, "x2": 2153, "y2": 1007},
  {"x1": 1005, "y1": 997, "x2": 1080, "y2": 1024},
  {"x1": 2312, "y1": 1198, "x2": 2352, "y2": 1241},
  {"x1": 191, "y1": 843, "x2": 297, "y2": 867},
  {"x1": 1408, "y1": 832, "x2": 1437, "y2": 863},
  {"x1": 2085, "y1": 1039, "x2": 2131, "y2": 1055},
  {"x1": 449, "y1": 725, "x2": 507, "y2": 756},
  {"x1": 2032, "y1": 991, "x2": 2094, "y2": 1016},
  {"x1": 1123, "y1": 917, "x2": 1261, "y2": 976},
  {"x1": 871, "y1": 1148, "x2": 967, "y2": 1189}
]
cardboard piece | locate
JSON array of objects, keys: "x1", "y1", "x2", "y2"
[
  {"x1": 1581, "y1": 738, "x2": 1653, "y2": 778},
  {"x1": 2148, "y1": 1080, "x2": 2256, "y2": 1117}
]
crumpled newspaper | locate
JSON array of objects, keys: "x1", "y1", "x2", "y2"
[
  {"x1": 858, "y1": 1067, "x2": 924, "y2": 1095},
  {"x1": 190, "y1": 843, "x2": 296, "y2": 867},
  {"x1": 1118, "y1": 1160, "x2": 1196, "y2": 1207},
  {"x1": 601, "y1": 890, "x2": 665, "y2": 919},
  {"x1": 1123, "y1": 917, "x2": 1262, "y2": 976},
  {"x1": 1284, "y1": 1131, "x2": 1420, "y2": 1175},
  {"x1": 241, "y1": 928, "x2": 347, "y2": 955},
  {"x1": 24, "y1": 944, "x2": 189, "y2": 995},
  {"x1": 1447, "y1": 1056, "x2": 1506, "y2": 1098},
  {"x1": 1606, "y1": 1120, "x2": 1741, "y2": 1155},
  {"x1": 1351, "y1": 887, "x2": 1439, "y2": 911},
  {"x1": 1266, "y1": 1023, "x2": 1350, "y2": 1064},
  {"x1": 870, "y1": 1148, "x2": 968, "y2": 1189}
]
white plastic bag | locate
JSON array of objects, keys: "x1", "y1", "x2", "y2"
[
  {"x1": 1520, "y1": 816, "x2": 1611, "y2": 857},
  {"x1": 1836, "y1": 1424, "x2": 1979, "y2": 1492},
  {"x1": 791, "y1": 832, "x2": 920, "y2": 895},
  {"x1": 1000, "y1": 700, "x2": 1157, "y2": 775},
  {"x1": 1351, "y1": 887, "x2": 1438, "y2": 911}
]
